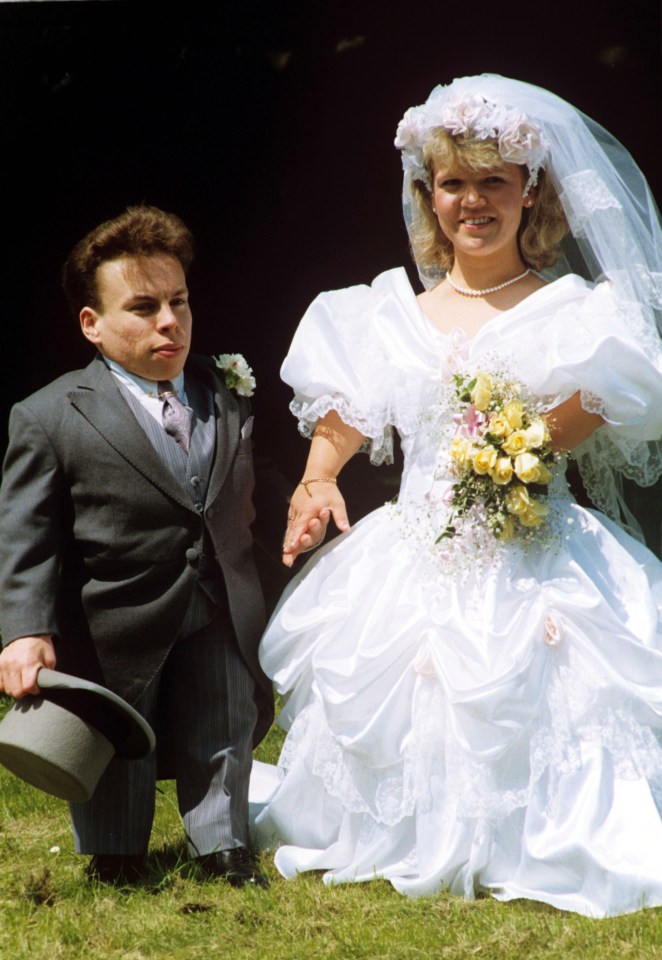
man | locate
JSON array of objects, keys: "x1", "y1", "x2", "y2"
[{"x1": 0, "y1": 206, "x2": 322, "y2": 885}]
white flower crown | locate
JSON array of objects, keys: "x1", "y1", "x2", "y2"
[{"x1": 394, "y1": 91, "x2": 549, "y2": 194}]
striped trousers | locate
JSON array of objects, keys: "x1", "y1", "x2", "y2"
[{"x1": 69, "y1": 608, "x2": 258, "y2": 856}]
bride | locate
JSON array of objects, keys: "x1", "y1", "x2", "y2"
[{"x1": 254, "y1": 75, "x2": 662, "y2": 918}]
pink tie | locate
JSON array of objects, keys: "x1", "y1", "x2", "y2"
[{"x1": 158, "y1": 381, "x2": 193, "y2": 454}]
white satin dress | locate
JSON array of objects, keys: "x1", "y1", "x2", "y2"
[{"x1": 255, "y1": 267, "x2": 662, "y2": 917}]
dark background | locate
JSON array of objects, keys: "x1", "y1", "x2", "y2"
[{"x1": 1, "y1": 0, "x2": 660, "y2": 533}]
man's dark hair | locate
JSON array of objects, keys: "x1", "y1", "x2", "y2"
[{"x1": 62, "y1": 205, "x2": 194, "y2": 317}]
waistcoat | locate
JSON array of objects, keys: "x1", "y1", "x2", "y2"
[{"x1": 116, "y1": 375, "x2": 226, "y2": 636}]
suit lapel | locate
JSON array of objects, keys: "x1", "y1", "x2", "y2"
[
  {"x1": 188, "y1": 356, "x2": 241, "y2": 508},
  {"x1": 67, "y1": 356, "x2": 194, "y2": 511}
]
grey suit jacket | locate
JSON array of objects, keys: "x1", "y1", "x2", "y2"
[{"x1": 0, "y1": 353, "x2": 280, "y2": 743}]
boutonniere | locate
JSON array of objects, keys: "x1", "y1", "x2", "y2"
[{"x1": 212, "y1": 353, "x2": 256, "y2": 398}]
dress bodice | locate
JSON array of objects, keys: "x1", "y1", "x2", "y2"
[{"x1": 282, "y1": 267, "x2": 662, "y2": 536}]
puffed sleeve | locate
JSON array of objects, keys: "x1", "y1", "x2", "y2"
[
  {"x1": 533, "y1": 281, "x2": 662, "y2": 437},
  {"x1": 529, "y1": 281, "x2": 662, "y2": 527},
  {"x1": 281, "y1": 280, "x2": 394, "y2": 465}
]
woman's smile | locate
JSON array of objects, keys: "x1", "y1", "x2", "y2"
[{"x1": 432, "y1": 163, "x2": 528, "y2": 259}]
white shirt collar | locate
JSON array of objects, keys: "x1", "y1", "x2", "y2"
[{"x1": 103, "y1": 357, "x2": 186, "y2": 398}]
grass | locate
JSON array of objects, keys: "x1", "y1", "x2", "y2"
[{"x1": 1, "y1": 696, "x2": 662, "y2": 960}]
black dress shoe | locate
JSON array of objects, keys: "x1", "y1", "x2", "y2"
[
  {"x1": 86, "y1": 853, "x2": 145, "y2": 885},
  {"x1": 196, "y1": 847, "x2": 269, "y2": 888}
]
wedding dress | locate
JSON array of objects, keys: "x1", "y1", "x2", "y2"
[{"x1": 254, "y1": 266, "x2": 662, "y2": 918}]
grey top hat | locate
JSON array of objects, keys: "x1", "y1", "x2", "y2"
[{"x1": 0, "y1": 668, "x2": 155, "y2": 802}]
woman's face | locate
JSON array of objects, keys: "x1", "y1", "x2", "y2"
[{"x1": 431, "y1": 160, "x2": 530, "y2": 264}]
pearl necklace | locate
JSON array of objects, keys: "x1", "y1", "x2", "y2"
[{"x1": 446, "y1": 268, "x2": 531, "y2": 297}]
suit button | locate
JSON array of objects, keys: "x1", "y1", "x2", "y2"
[
  {"x1": 185, "y1": 548, "x2": 199, "y2": 563},
  {"x1": 194, "y1": 502, "x2": 204, "y2": 514},
  {"x1": 190, "y1": 476, "x2": 201, "y2": 487}
]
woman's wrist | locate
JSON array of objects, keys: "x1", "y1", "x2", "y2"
[
  {"x1": 298, "y1": 477, "x2": 338, "y2": 497},
  {"x1": 300, "y1": 477, "x2": 337, "y2": 486}
]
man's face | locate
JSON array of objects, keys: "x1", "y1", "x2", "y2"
[{"x1": 80, "y1": 254, "x2": 192, "y2": 381}]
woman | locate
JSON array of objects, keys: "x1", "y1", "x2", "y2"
[{"x1": 255, "y1": 75, "x2": 662, "y2": 917}]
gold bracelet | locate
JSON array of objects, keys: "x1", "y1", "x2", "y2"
[{"x1": 299, "y1": 477, "x2": 338, "y2": 497}]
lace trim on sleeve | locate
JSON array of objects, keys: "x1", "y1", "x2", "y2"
[
  {"x1": 573, "y1": 396, "x2": 662, "y2": 540},
  {"x1": 578, "y1": 389, "x2": 606, "y2": 417},
  {"x1": 290, "y1": 393, "x2": 394, "y2": 466}
]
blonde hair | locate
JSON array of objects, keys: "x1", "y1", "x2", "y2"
[{"x1": 409, "y1": 129, "x2": 568, "y2": 275}]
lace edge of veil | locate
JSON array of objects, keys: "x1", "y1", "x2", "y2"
[{"x1": 574, "y1": 414, "x2": 662, "y2": 543}]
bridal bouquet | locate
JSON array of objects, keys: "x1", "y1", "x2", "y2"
[{"x1": 438, "y1": 371, "x2": 557, "y2": 542}]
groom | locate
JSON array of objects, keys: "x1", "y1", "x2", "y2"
[{"x1": 0, "y1": 206, "x2": 311, "y2": 885}]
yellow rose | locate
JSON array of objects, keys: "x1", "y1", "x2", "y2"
[
  {"x1": 536, "y1": 462, "x2": 553, "y2": 485},
  {"x1": 450, "y1": 436, "x2": 474, "y2": 470},
  {"x1": 487, "y1": 413, "x2": 512, "y2": 438},
  {"x1": 503, "y1": 400, "x2": 523, "y2": 430},
  {"x1": 470, "y1": 373, "x2": 492, "y2": 412},
  {"x1": 519, "y1": 499, "x2": 550, "y2": 527},
  {"x1": 514, "y1": 452, "x2": 553, "y2": 484},
  {"x1": 502, "y1": 430, "x2": 529, "y2": 456},
  {"x1": 523, "y1": 418, "x2": 548, "y2": 449},
  {"x1": 472, "y1": 445, "x2": 498, "y2": 475},
  {"x1": 505, "y1": 484, "x2": 532, "y2": 516},
  {"x1": 489, "y1": 456, "x2": 514, "y2": 486},
  {"x1": 507, "y1": 486, "x2": 550, "y2": 525},
  {"x1": 497, "y1": 514, "x2": 516, "y2": 540}
]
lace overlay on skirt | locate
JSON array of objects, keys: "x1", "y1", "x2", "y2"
[{"x1": 277, "y1": 647, "x2": 662, "y2": 829}]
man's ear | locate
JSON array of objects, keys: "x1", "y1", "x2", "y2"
[{"x1": 80, "y1": 306, "x2": 101, "y2": 345}]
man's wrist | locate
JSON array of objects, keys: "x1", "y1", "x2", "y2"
[{"x1": 4, "y1": 633, "x2": 54, "y2": 647}]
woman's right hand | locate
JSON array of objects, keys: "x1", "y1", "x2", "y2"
[
  {"x1": 282, "y1": 410, "x2": 365, "y2": 567},
  {"x1": 282, "y1": 480, "x2": 350, "y2": 567}
]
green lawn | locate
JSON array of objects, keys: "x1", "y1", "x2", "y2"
[{"x1": 1, "y1": 696, "x2": 662, "y2": 960}]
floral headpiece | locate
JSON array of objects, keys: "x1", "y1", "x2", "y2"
[{"x1": 394, "y1": 89, "x2": 549, "y2": 194}]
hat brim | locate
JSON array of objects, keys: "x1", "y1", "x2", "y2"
[
  {"x1": 37, "y1": 669, "x2": 155, "y2": 759},
  {"x1": 0, "y1": 698, "x2": 116, "y2": 801}
]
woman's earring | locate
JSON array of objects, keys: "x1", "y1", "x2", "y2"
[{"x1": 523, "y1": 197, "x2": 534, "y2": 208}]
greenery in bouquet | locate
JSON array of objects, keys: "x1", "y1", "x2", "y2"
[{"x1": 438, "y1": 371, "x2": 559, "y2": 542}]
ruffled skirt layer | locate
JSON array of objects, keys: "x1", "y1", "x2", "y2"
[{"x1": 255, "y1": 504, "x2": 662, "y2": 917}]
